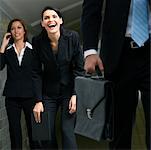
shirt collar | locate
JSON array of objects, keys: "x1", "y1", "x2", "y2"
[{"x1": 6, "y1": 41, "x2": 32, "y2": 50}]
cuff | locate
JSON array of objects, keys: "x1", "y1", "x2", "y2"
[{"x1": 84, "y1": 49, "x2": 97, "y2": 58}]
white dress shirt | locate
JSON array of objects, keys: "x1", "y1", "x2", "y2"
[{"x1": 7, "y1": 42, "x2": 32, "y2": 66}]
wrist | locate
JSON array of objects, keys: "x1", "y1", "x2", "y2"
[
  {"x1": 36, "y1": 101, "x2": 43, "y2": 104},
  {"x1": 0, "y1": 46, "x2": 6, "y2": 53}
]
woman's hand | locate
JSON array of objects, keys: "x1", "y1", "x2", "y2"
[
  {"x1": 69, "y1": 95, "x2": 76, "y2": 114},
  {"x1": 33, "y1": 102, "x2": 44, "y2": 123},
  {"x1": 0, "y1": 33, "x2": 12, "y2": 53}
]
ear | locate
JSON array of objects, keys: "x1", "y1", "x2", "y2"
[
  {"x1": 60, "y1": 18, "x2": 63, "y2": 25},
  {"x1": 41, "y1": 20, "x2": 44, "y2": 27}
]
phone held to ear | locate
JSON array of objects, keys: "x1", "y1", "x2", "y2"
[
  {"x1": 6, "y1": 34, "x2": 11, "y2": 39},
  {"x1": 6, "y1": 33, "x2": 13, "y2": 46}
]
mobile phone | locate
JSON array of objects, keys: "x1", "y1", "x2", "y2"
[{"x1": 6, "y1": 34, "x2": 11, "y2": 39}]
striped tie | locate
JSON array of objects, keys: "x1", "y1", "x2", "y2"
[{"x1": 131, "y1": 0, "x2": 149, "y2": 47}]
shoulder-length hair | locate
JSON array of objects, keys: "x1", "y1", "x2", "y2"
[{"x1": 7, "y1": 18, "x2": 28, "y2": 43}]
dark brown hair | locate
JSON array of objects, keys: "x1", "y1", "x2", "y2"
[
  {"x1": 7, "y1": 18, "x2": 28, "y2": 43},
  {"x1": 41, "y1": 6, "x2": 63, "y2": 21}
]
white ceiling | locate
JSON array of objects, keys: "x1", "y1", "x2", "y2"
[{"x1": 0, "y1": 0, "x2": 83, "y2": 35}]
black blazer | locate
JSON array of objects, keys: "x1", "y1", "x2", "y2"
[
  {"x1": 32, "y1": 28, "x2": 84, "y2": 101},
  {"x1": 0, "y1": 42, "x2": 34, "y2": 97},
  {"x1": 81, "y1": 0, "x2": 132, "y2": 75}
]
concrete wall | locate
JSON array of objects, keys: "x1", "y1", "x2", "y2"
[
  {"x1": 0, "y1": 10, "x2": 11, "y2": 150},
  {"x1": 0, "y1": 67, "x2": 11, "y2": 150}
]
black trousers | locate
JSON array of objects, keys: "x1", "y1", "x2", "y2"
[
  {"x1": 37, "y1": 96, "x2": 77, "y2": 150},
  {"x1": 5, "y1": 97, "x2": 38, "y2": 150},
  {"x1": 109, "y1": 38, "x2": 150, "y2": 150}
]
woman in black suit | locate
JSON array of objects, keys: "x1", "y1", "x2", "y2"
[
  {"x1": 32, "y1": 6, "x2": 84, "y2": 149},
  {"x1": 0, "y1": 18, "x2": 37, "y2": 149}
]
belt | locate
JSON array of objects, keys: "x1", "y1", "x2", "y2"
[
  {"x1": 130, "y1": 40, "x2": 143, "y2": 49},
  {"x1": 125, "y1": 37, "x2": 147, "y2": 49},
  {"x1": 126, "y1": 37, "x2": 144, "y2": 49}
]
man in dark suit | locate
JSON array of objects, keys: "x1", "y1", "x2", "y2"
[{"x1": 81, "y1": 0, "x2": 150, "y2": 149}]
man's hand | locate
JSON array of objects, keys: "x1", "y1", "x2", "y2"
[
  {"x1": 84, "y1": 54, "x2": 104, "y2": 73},
  {"x1": 69, "y1": 95, "x2": 76, "y2": 114},
  {"x1": 33, "y1": 102, "x2": 44, "y2": 123}
]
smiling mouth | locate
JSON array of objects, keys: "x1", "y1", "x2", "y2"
[
  {"x1": 48, "y1": 24, "x2": 56, "y2": 28},
  {"x1": 14, "y1": 35, "x2": 20, "y2": 37}
]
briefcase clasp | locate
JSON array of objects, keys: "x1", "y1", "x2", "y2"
[{"x1": 86, "y1": 108, "x2": 92, "y2": 119}]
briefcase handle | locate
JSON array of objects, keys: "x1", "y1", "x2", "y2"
[{"x1": 85, "y1": 66, "x2": 104, "y2": 79}]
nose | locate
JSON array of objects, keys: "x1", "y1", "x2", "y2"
[
  {"x1": 14, "y1": 28, "x2": 19, "y2": 33},
  {"x1": 48, "y1": 16, "x2": 53, "y2": 21}
]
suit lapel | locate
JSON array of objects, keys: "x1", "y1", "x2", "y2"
[
  {"x1": 57, "y1": 35, "x2": 69, "y2": 62},
  {"x1": 38, "y1": 29, "x2": 69, "y2": 65},
  {"x1": 8, "y1": 48, "x2": 20, "y2": 67},
  {"x1": 103, "y1": 0, "x2": 131, "y2": 35},
  {"x1": 21, "y1": 47, "x2": 30, "y2": 67},
  {"x1": 40, "y1": 34, "x2": 58, "y2": 65}
]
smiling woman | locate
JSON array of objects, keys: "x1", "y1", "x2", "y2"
[
  {"x1": 0, "y1": 18, "x2": 38, "y2": 149},
  {"x1": 32, "y1": 6, "x2": 84, "y2": 150},
  {"x1": 40, "y1": 7, "x2": 63, "y2": 52},
  {"x1": 41, "y1": 9, "x2": 63, "y2": 31}
]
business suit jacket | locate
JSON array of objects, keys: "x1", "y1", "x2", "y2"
[
  {"x1": 82, "y1": 0, "x2": 150, "y2": 149},
  {"x1": 82, "y1": 0, "x2": 133, "y2": 75},
  {"x1": 0, "y1": 42, "x2": 34, "y2": 97},
  {"x1": 32, "y1": 28, "x2": 84, "y2": 101}
]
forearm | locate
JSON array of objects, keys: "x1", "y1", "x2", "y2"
[
  {"x1": 32, "y1": 70, "x2": 43, "y2": 102},
  {"x1": 81, "y1": 0, "x2": 103, "y2": 51},
  {"x1": 0, "y1": 46, "x2": 6, "y2": 53}
]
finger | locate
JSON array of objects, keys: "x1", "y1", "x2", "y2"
[
  {"x1": 69, "y1": 100, "x2": 72, "y2": 110},
  {"x1": 69, "y1": 109, "x2": 74, "y2": 114},
  {"x1": 33, "y1": 112, "x2": 38, "y2": 123},
  {"x1": 6, "y1": 35, "x2": 11, "y2": 40},
  {"x1": 69, "y1": 109, "x2": 76, "y2": 114},
  {"x1": 84, "y1": 65, "x2": 96, "y2": 74},
  {"x1": 37, "y1": 112, "x2": 41, "y2": 123},
  {"x1": 98, "y1": 59, "x2": 104, "y2": 71},
  {"x1": 73, "y1": 103, "x2": 76, "y2": 112},
  {"x1": 69, "y1": 104, "x2": 76, "y2": 114},
  {"x1": 41, "y1": 106, "x2": 44, "y2": 112}
]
